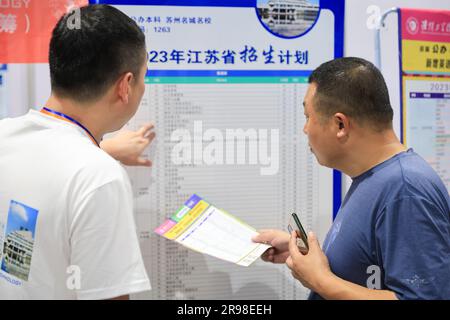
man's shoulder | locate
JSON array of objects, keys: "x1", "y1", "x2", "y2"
[
  {"x1": 31, "y1": 125, "x2": 129, "y2": 193},
  {"x1": 375, "y1": 150, "x2": 440, "y2": 187},
  {"x1": 378, "y1": 151, "x2": 449, "y2": 211},
  {"x1": 0, "y1": 113, "x2": 29, "y2": 131},
  {"x1": 2, "y1": 112, "x2": 127, "y2": 187},
  {"x1": 354, "y1": 150, "x2": 449, "y2": 212},
  {"x1": 66, "y1": 142, "x2": 128, "y2": 188},
  {"x1": 396, "y1": 151, "x2": 446, "y2": 191}
]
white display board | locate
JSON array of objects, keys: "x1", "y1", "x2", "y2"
[
  {"x1": 96, "y1": 0, "x2": 344, "y2": 300},
  {"x1": 403, "y1": 77, "x2": 450, "y2": 191}
]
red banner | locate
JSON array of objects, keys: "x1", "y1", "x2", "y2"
[
  {"x1": 401, "y1": 8, "x2": 450, "y2": 43},
  {"x1": 0, "y1": 0, "x2": 88, "y2": 63}
]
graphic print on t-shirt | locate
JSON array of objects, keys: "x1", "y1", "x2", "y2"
[{"x1": 1, "y1": 200, "x2": 39, "y2": 281}]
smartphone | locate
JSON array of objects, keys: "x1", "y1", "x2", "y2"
[{"x1": 287, "y1": 213, "x2": 309, "y2": 254}]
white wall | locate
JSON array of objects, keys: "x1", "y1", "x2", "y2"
[
  {"x1": 1, "y1": 65, "x2": 30, "y2": 117},
  {"x1": 343, "y1": 0, "x2": 450, "y2": 192},
  {"x1": 33, "y1": 64, "x2": 52, "y2": 109},
  {"x1": 0, "y1": 63, "x2": 50, "y2": 117}
]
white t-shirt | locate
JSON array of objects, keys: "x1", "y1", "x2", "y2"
[{"x1": 0, "y1": 110, "x2": 151, "y2": 299}]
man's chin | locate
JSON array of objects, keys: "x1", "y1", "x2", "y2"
[{"x1": 309, "y1": 148, "x2": 323, "y2": 166}]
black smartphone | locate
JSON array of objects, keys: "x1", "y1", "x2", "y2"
[{"x1": 287, "y1": 212, "x2": 309, "y2": 253}]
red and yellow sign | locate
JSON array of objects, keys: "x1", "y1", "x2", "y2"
[
  {"x1": 400, "y1": 8, "x2": 450, "y2": 74},
  {"x1": 0, "y1": 0, "x2": 88, "y2": 63}
]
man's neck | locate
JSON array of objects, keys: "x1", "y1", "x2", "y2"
[
  {"x1": 339, "y1": 129, "x2": 407, "y2": 178},
  {"x1": 44, "y1": 95, "x2": 106, "y2": 143}
]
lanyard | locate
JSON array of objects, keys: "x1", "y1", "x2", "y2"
[{"x1": 40, "y1": 107, "x2": 100, "y2": 147}]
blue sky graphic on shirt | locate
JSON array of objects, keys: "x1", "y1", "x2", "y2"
[
  {"x1": 1, "y1": 200, "x2": 39, "y2": 281},
  {"x1": 4, "y1": 201, "x2": 38, "y2": 238}
]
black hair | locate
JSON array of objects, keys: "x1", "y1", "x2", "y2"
[
  {"x1": 49, "y1": 4, "x2": 146, "y2": 102},
  {"x1": 308, "y1": 57, "x2": 393, "y2": 130}
]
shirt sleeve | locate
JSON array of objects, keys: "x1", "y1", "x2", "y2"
[
  {"x1": 68, "y1": 177, "x2": 151, "y2": 300},
  {"x1": 375, "y1": 196, "x2": 450, "y2": 300}
]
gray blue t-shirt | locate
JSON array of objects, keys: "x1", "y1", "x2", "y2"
[{"x1": 310, "y1": 149, "x2": 450, "y2": 300}]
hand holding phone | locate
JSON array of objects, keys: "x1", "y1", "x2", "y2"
[{"x1": 287, "y1": 212, "x2": 309, "y2": 254}]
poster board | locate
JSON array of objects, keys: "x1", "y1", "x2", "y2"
[
  {"x1": 92, "y1": 0, "x2": 344, "y2": 299},
  {"x1": 399, "y1": 8, "x2": 450, "y2": 192}
]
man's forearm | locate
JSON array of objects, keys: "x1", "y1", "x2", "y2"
[{"x1": 316, "y1": 274, "x2": 398, "y2": 300}]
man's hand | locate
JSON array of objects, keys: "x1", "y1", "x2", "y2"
[
  {"x1": 285, "y1": 231, "x2": 333, "y2": 292},
  {"x1": 252, "y1": 229, "x2": 290, "y2": 263},
  {"x1": 101, "y1": 123, "x2": 155, "y2": 167},
  {"x1": 285, "y1": 231, "x2": 399, "y2": 300}
]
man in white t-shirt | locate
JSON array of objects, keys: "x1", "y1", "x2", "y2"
[{"x1": 0, "y1": 5, "x2": 152, "y2": 299}]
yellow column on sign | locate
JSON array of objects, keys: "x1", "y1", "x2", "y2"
[{"x1": 164, "y1": 200, "x2": 209, "y2": 240}]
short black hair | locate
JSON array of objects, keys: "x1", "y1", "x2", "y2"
[
  {"x1": 49, "y1": 4, "x2": 146, "y2": 102},
  {"x1": 308, "y1": 57, "x2": 393, "y2": 130}
]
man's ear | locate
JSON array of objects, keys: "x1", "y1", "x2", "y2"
[
  {"x1": 117, "y1": 72, "x2": 134, "y2": 104},
  {"x1": 334, "y1": 112, "x2": 350, "y2": 139}
]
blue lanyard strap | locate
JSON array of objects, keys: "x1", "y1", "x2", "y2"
[{"x1": 41, "y1": 107, "x2": 100, "y2": 148}]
